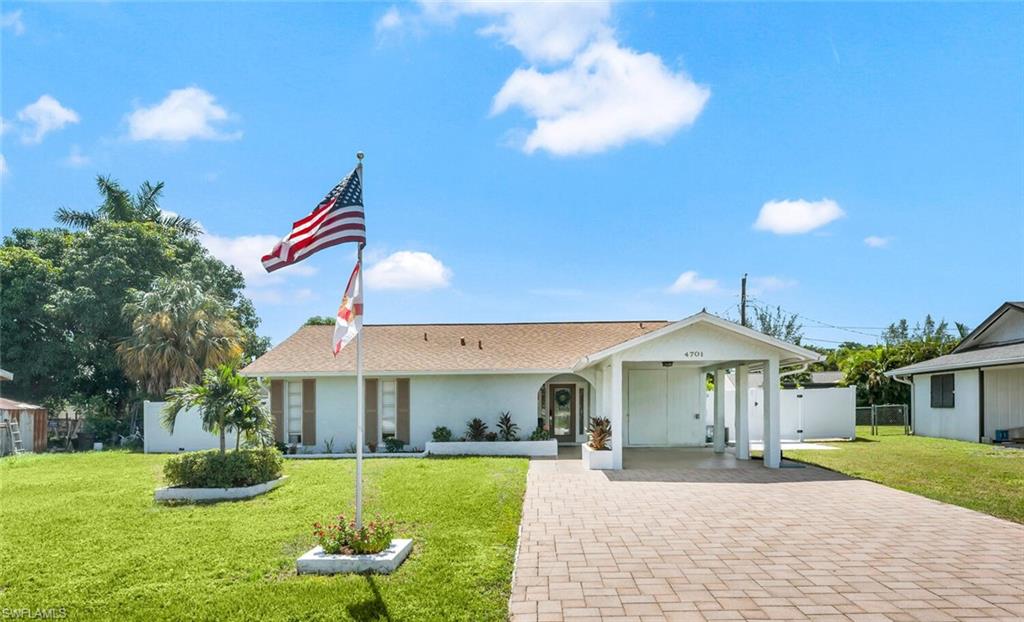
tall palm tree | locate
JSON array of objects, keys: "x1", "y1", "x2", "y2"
[
  {"x1": 117, "y1": 278, "x2": 243, "y2": 397},
  {"x1": 56, "y1": 175, "x2": 201, "y2": 236},
  {"x1": 163, "y1": 365, "x2": 268, "y2": 454}
]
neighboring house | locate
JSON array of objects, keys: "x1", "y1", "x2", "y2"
[
  {"x1": 242, "y1": 310, "x2": 822, "y2": 469},
  {"x1": 887, "y1": 302, "x2": 1024, "y2": 443}
]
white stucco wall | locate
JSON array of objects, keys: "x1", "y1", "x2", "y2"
[
  {"x1": 983, "y1": 366, "x2": 1024, "y2": 439},
  {"x1": 912, "y1": 370, "x2": 980, "y2": 442},
  {"x1": 144, "y1": 401, "x2": 221, "y2": 453}
]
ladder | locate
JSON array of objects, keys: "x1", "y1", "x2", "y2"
[{"x1": 5, "y1": 421, "x2": 25, "y2": 455}]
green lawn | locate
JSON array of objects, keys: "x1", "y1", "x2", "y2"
[
  {"x1": 784, "y1": 426, "x2": 1024, "y2": 524},
  {"x1": 0, "y1": 452, "x2": 528, "y2": 621}
]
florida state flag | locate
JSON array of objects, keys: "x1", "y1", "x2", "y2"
[{"x1": 333, "y1": 262, "x2": 363, "y2": 356}]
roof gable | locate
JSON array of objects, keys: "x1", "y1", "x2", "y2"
[{"x1": 952, "y1": 302, "x2": 1024, "y2": 353}]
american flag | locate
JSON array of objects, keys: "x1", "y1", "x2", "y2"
[{"x1": 261, "y1": 166, "x2": 366, "y2": 273}]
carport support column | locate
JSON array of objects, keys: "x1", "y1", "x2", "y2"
[
  {"x1": 763, "y1": 358, "x2": 781, "y2": 468},
  {"x1": 611, "y1": 357, "x2": 624, "y2": 470},
  {"x1": 735, "y1": 365, "x2": 750, "y2": 460},
  {"x1": 713, "y1": 369, "x2": 726, "y2": 453}
]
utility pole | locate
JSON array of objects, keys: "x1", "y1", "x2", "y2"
[{"x1": 740, "y1": 273, "x2": 748, "y2": 327}]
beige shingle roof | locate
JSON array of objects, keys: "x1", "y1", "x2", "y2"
[{"x1": 242, "y1": 321, "x2": 670, "y2": 375}]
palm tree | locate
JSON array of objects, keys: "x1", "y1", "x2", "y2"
[
  {"x1": 163, "y1": 365, "x2": 269, "y2": 454},
  {"x1": 56, "y1": 175, "x2": 201, "y2": 236},
  {"x1": 118, "y1": 278, "x2": 243, "y2": 397}
]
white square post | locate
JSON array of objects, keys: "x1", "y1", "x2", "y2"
[
  {"x1": 734, "y1": 364, "x2": 750, "y2": 460},
  {"x1": 762, "y1": 358, "x2": 781, "y2": 468},
  {"x1": 610, "y1": 358, "x2": 624, "y2": 470},
  {"x1": 713, "y1": 368, "x2": 726, "y2": 453}
]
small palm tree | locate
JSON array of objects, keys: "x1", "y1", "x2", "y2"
[
  {"x1": 163, "y1": 365, "x2": 269, "y2": 454},
  {"x1": 118, "y1": 278, "x2": 243, "y2": 397},
  {"x1": 56, "y1": 175, "x2": 201, "y2": 236}
]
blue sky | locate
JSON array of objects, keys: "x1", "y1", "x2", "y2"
[{"x1": 2, "y1": 2, "x2": 1022, "y2": 346}]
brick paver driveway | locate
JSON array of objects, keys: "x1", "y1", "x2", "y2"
[{"x1": 509, "y1": 448, "x2": 1023, "y2": 622}]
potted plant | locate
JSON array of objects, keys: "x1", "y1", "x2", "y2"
[{"x1": 582, "y1": 416, "x2": 614, "y2": 470}]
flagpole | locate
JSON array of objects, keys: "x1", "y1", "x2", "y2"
[{"x1": 354, "y1": 151, "x2": 365, "y2": 530}]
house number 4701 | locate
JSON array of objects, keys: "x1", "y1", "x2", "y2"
[{"x1": 683, "y1": 351, "x2": 704, "y2": 358}]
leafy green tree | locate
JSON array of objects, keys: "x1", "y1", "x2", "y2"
[
  {"x1": 163, "y1": 365, "x2": 269, "y2": 454},
  {"x1": 118, "y1": 278, "x2": 244, "y2": 397},
  {"x1": 754, "y1": 305, "x2": 803, "y2": 345},
  {"x1": 56, "y1": 175, "x2": 200, "y2": 236},
  {"x1": 304, "y1": 316, "x2": 335, "y2": 326}
]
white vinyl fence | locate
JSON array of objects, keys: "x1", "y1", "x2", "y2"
[
  {"x1": 143, "y1": 401, "x2": 220, "y2": 454},
  {"x1": 705, "y1": 387, "x2": 856, "y2": 442}
]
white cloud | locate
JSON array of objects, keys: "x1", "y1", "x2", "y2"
[
  {"x1": 864, "y1": 235, "x2": 890, "y2": 248},
  {"x1": 200, "y1": 231, "x2": 315, "y2": 287},
  {"x1": 127, "y1": 87, "x2": 241, "y2": 142},
  {"x1": 0, "y1": 154, "x2": 8, "y2": 177},
  {"x1": 364, "y1": 251, "x2": 452, "y2": 290},
  {"x1": 376, "y1": 6, "x2": 403, "y2": 34},
  {"x1": 667, "y1": 270, "x2": 718, "y2": 294},
  {"x1": 753, "y1": 198, "x2": 845, "y2": 235},
  {"x1": 0, "y1": 117, "x2": 12, "y2": 135},
  {"x1": 389, "y1": 2, "x2": 708, "y2": 156},
  {"x1": 493, "y1": 41, "x2": 709, "y2": 156},
  {"x1": 63, "y1": 145, "x2": 90, "y2": 168},
  {"x1": 17, "y1": 95, "x2": 80, "y2": 144},
  {"x1": 2, "y1": 10, "x2": 24, "y2": 35},
  {"x1": 748, "y1": 275, "x2": 797, "y2": 294}
]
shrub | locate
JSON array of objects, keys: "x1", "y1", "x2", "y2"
[
  {"x1": 163, "y1": 447, "x2": 283, "y2": 488},
  {"x1": 432, "y1": 426, "x2": 453, "y2": 442},
  {"x1": 529, "y1": 425, "x2": 551, "y2": 441},
  {"x1": 497, "y1": 411, "x2": 519, "y2": 441},
  {"x1": 484, "y1": 431, "x2": 498, "y2": 442},
  {"x1": 313, "y1": 514, "x2": 395, "y2": 555},
  {"x1": 465, "y1": 418, "x2": 488, "y2": 441},
  {"x1": 587, "y1": 417, "x2": 611, "y2": 450},
  {"x1": 383, "y1": 437, "x2": 405, "y2": 453},
  {"x1": 323, "y1": 437, "x2": 335, "y2": 454}
]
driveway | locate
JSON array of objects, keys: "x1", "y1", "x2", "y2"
[{"x1": 509, "y1": 448, "x2": 1024, "y2": 621}]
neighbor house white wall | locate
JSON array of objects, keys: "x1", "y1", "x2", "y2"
[
  {"x1": 983, "y1": 366, "x2": 1024, "y2": 439},
  {"x1": 912, "y1": 370, "x2": 980, "y2": 442},
  {"x1": 144, "y1": 401, "x2": 220, "y2": 453}
]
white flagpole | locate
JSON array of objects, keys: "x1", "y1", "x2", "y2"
[{"x1": 354, "y1": 152, "x2": 365, "y2": 530}]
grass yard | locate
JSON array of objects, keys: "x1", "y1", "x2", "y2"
[
  {"x1": 0, "y1": 452, "x2": 528, "y2": 621},
  {"x1": 784, "y1": 426, "x2": 1024, "y2": 524}
]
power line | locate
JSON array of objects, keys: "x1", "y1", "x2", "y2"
[{"x1": 747, "y1": 299, "x2": 884, "y2": 342}]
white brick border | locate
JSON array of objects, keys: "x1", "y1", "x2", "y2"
[
  {"x1": 297, "y1": 539, "x2": 413, "y2": 575},
  {"x1": 426, "y1": 439, "x2": 557, "y2": 457},
  {"x1": 154, "y1": 476, "x2": 287, "y2": 503}
]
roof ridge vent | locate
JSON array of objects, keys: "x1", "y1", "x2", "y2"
[
  {"x1": 478, "y1": 339, "x2": 483, "y2": 349},
  {"x1": 460, "y1": 337, "x2": 466, "y2": 346}
]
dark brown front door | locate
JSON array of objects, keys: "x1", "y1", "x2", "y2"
[{"x1": 549, "y1": 384, "x2": 576, "y2": 443}]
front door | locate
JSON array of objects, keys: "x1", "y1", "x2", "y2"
[{"x1": 548, "y1": 384, "x2": 576, "y2": 443}]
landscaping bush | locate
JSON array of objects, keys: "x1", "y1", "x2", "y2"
[
  {"x1": 529, "y1": 425, "x2": 551, "y2": 441},
  {"x1": 587, "y1": 417, "x2": 611, "y2": 450},
  {"x1": 383, "y1": 437, "x2": 405, "y2": 453},
  {"x1": 163, "y1": 447, "x2": 283, "y2": 488},
  {"x1": 497, "y1": 411, "x2": 519, "y2": 441},
  {"x1": 484, "y1": 431, "x2": 498, "y2": 442},
  {"x1": 431, "y1": 426, "x2": 452, "y2": 442},
  {"x1": 313, "y1": 514, "x2": 395, "y2": 555},
  {"x1": 465, "y1": 418, "x2": 488, "y2": 441}
]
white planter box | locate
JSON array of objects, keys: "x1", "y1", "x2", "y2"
[
  {"x1": 425, "y1": 439, "x2": 557, "y2": 457},
  {"x1": 285, "y1": 451, "x2": 427, "y2": 460},
  {"x1": 297, "y1": 539, "x2": 413, "y2": 575},
  {"x1": 581, "y1": 444, "x2": 613, "y2": 470},
  {"x1": 154, "y1": 476, "x2": 287, "y2": 503}
]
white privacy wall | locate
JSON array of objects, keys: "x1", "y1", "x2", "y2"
[
  {"x1": 144, "y1": 401, "x2": 220, "y2": 453},
  {"x1": 912, "y1": 370, "x2": 980, "y2": 442},
  {"x1": 704, "y1": 386, "x2": 855, "y2": 441},
  {"x1": 983, "y1": 366, "x2": 1024, "y2": 439}
]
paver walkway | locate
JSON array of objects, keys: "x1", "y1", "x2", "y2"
[{"x1": 509, "y1": 448, "x2": 1024, "y2": 622}]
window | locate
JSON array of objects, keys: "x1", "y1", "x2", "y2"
[
  {"x1": 286, "y1": 381, "x2": 303, "y2": 444},
  {"x1": 380, "y1": 379, "x2": 397, "y2": 438},
  {"x1": 930, "y1": 373, "x2": 955, "y2": 408}
]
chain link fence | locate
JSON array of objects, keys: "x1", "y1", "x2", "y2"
[{"x1": 855, "y1": 404, "x2": 910, "y2": 436}]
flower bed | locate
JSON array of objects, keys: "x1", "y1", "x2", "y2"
[
  {"x1": 426, "y1": 439, "x2": 557, "y2": 457},
  {"x1": 154, "y1": 476, "x2": 287, "y2": 502},
  {"x1": 297, "y1": 514, "x2": 411, "y2": 575},
  {"x1": 155, "y1": 447, "x2": 286, "y2": 503}
]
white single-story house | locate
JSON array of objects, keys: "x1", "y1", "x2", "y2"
[
  {"x1": 241, "y1": 311, "x2": 823, "y2": 469},
  {"x1": 887, "y1": 301, "x2": 1024, "y2": 443}
]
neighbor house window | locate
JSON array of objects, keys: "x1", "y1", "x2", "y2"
[
  {"x1": 286, "y1": 380, "x2": 303, "y2": 444},
  {"x1": 380, "y1": 379, "x2": 397, "y2": 438},
  {"x1": 930, "y1": 374, "x2": 955, "y2": 408}
]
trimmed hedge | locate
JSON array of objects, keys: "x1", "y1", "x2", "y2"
[{"x1": 163, "y1": 448, "x2": 283, "y2": 489}]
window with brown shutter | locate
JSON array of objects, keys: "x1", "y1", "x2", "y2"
[
  {"x1": 302, "y1": 379, "x2": 316, "y2": 446},
  {"x1": 270, "y1": 380, "x2": 284, "y2": 443},
  {"x1": 365, "y1": 378, "x2": 379, "y2": 448},
  {"x1": 397, "y1": 378, "x2": 410, "y2": 443}
]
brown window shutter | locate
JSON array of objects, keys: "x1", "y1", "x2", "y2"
[
  {"x1": 302, "y1": 379, "x2": 316, "y2": 446},
  {"x1": 397, "y1": 378, "x2": 410, "y2": 443},
  {"x1": 365, "y1": 378, "x2": 379, "y2": 448},
  {"x1": 270, "y1": 380, "x2": 284, "y2": 443}
]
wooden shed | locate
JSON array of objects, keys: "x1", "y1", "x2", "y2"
[{"x1": 0, "y1": 397, "x2": 48, "y2": 454}]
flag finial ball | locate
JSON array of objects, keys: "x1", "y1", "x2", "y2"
[{"x1": 356, "y1": 151, "x2": 365, "y2": 161}]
